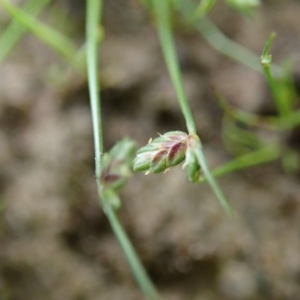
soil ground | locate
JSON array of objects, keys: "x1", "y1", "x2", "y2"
[{"x1": 1, "y1": 1, "x2": 300, "y2": 299}]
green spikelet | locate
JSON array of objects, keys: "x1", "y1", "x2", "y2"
[{"x1": 133, "y1": 131, "x2": 188, "y2": 174}]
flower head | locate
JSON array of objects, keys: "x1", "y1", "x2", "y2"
[{"x1": 133, "y1": 131, "x2": 188, "y2": 174}]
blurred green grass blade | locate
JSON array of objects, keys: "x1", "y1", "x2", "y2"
[
  {"x1": 225, "y1": 0, "x2": 261, "y2": 16},
  {"x1": 223, "y1": 121, "x2": 263, "y2": 150},
  {"x1": 274, "y1": 59, "x2": 297, "y2": 116},
  {"x1": 271, "y1": 59, "x2": 298, "y2": 116},
  {"x1": 194, "y1": 0, "x2": 216, "y2": 18},
  {"x1": 174, "y1": 1, "x2": 259, "y2": 71},
  {"x1": 214, "y1": 85, "x2": 300, "y2": 131},
  {"x1": 0, "y1": 0, "x2": 78, "y2": 67},
  {"x1": 195, "y1": 17, "x2": 262, "y2": 72},
  {"x1": 200, "y1": 145, "x2": 281, "y2": 181},
  {"x1": 212, "y1": 85, "x2": 281, "y2": 129},
  {"x1": 213, "y1": 69, "x2": 300, "y2": 131},
  {"x1": 278, "y1": 110, "x2": 300, "y2": 130},
  {"x1": 213, "y1": 85, "x2": 270, "y2": 125},
  {"x1": 0, "y1": 0, "x2": 50, "y2": 64}
]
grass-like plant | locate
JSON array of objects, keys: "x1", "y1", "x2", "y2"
[
  {"x1": 1, "y1": 0, "x2": 299, "y2": 299},
  {"x1": 86, "y1": 1, "x2": 160, "y2": 299}
]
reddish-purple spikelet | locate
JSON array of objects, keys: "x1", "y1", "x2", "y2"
[
  {"x1": 133, "y1": 131, "x2": 189, "y2": 174},
  {"x1": 151, "y1": 149, "x2": 168, "y2": 173},
  {"x1": 168, "y1": 142, "x2": 185, "y2": 161},
  {"x1": 168, "y1": 141, "x2": 186, "y2": 167},
  {"x1": 152, "y1": 149, "x2": 167, "y2": 163}
]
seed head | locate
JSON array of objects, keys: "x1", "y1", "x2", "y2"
[{"x1": 133, "y1": 131, "x2": 188, "y2": 174}]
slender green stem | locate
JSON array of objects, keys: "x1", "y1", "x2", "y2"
[
  {"x1": 101, "y1": 189, "x2": 160, "y2": 300},
  {"x1": 194, "y1": 143, "x2": 234, "y2": 215},
  {"x1": 86, "y1": 0, "x2": 103, "y2": 178},
  {"x1": 152, "y1": 0, "x2": 233, "y2": 214},
  {"x1": 0, "y1": 0, "x2": 50, "y2": 64},
  {"x1": 86, "y1": 2, "x2": 160, "y2": 299},
  {"x1": 152, "y1": 0, "x2": 196, "y2": 134}
]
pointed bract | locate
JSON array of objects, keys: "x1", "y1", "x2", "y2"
[
  {"x1": 185, "y1": 135, "x2": 201, "y2": 182},
  {"x1": 132, "y1": 155, "x2": 152, "y2": 172},
  {"x1": 100, "y1": 138, "x2": 136, "y2": 191},
  {"x1": 151, "y1": 149, "x2": 168, "y2": 173},
  {"x1": 168, "y1": 142, "x2": 186, "y2": 167}
]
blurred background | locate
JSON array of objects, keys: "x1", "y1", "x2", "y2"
[{"x1": 1, "y1": 0, "x2": 300, "y2": 299}]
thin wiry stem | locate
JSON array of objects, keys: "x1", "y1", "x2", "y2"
[
  {"x1": 86, "y1": 1, "x2": 161, "y2": 299},
  {"x1": 152, "y1": 0, "x2": 196, "y2": 134}
]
